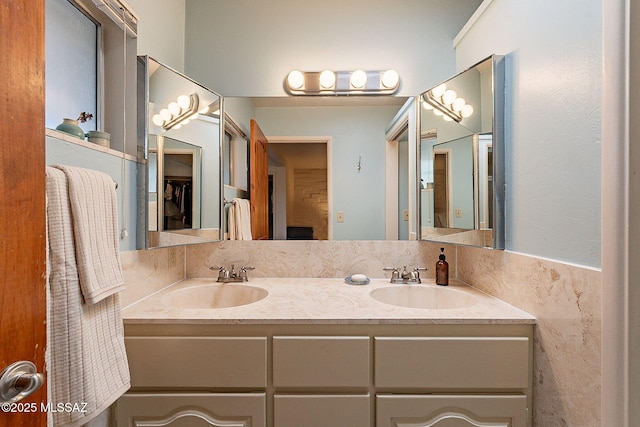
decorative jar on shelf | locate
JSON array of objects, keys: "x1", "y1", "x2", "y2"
[
  {"x1": 55, "y1": 118, "x2": 85, "y2": 139},
  {"x1": 86, "y1": 130, "x2": 111, "y2": 148}
]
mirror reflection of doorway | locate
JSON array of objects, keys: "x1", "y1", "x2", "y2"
[
  {"x1": 433, "y1": 152, "x2": 449, "y2": 228},
  {"x1": 163, "y1": 152, "x2": 194, "y2": 230},
  {"x1": 268, "y1": 139, "x2": 329, "y2": 240}
]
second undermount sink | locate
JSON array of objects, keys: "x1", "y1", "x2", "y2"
[
  {"x1": 162, "y1": 284, "x2": 268, "y2": 309},
  {"x1": 370, "y1": 285, "x2": 477, "y2": 310}
]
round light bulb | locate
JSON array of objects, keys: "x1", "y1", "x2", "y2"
[
  {"x1": 319, "y1": 70, "x2": 336, "y2": 89},
  {"x1": 433, "y1": 109, "x2": 443, "y2": 117},
  {"x1": 152, "y1": 114, "x2": 165, "y2": 127},
  {"x1": 287, "y1": 70, "x2": 305, "y2": 89},
  {"x1": 190, "y1": 112, "x2": 199, "y2": 120},
  {"x1": 168, "y1": 102, "x2": 181, "y2": 116},
  {"x1": 452, "y1": 98, "x2": 466, "y2": 112},
  {"x1": 173, "y1": 124, "x2": 181, "y2": 130},
  {"x1": 159, "y1": 108, "x2": 171, "y2": 122},
  {"x1": 177, "y1": 95, "x2": 191, "y2": 110},
  {"x1": 422, "y1": 101, "x2": 433, "y2": 110},
  {"x1": 443, "y1": 115, "x2": 453, "y2": 122},
  {"x1": 461, "y1": 104, "x2": 474, "y2": 118},
  {"x1": 442, "y1": 89, "x2": 457, "y2": 105},
  {"x1": 350, "y1": 70, "x2": 367, "y2": 89},
  {"x1": 181, "y1": 118, "x2": 190, "y2": 126},
  {"x1": 431, "y1": 83, "x2": 447, "y2": 98},
  {"x1": 381, "y1": 69, "x2": 399, "y2": 88}
]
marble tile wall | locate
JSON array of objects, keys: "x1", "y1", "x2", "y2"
[
  {"x1": 456, "y1": 245, "x2": 602, "y2": 427},
  {"x1": 184, "y1": 240, "x2": 456, "y2": 279},
  {"x1": 119, "y1": 245, "x2": 185, "y2": 307}
]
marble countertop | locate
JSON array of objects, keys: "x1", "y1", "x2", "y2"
[{"x1": 122, "y1": 277, "x2": 535, "y2": 325}]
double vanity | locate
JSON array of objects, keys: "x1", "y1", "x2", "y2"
[{"x1": 116, "y1": 278, "x2": 535, "y2": 427}]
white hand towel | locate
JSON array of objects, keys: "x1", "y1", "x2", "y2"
[
  {"x1": 53, "y1": 164, "x2": 125, "y2": 304},
  {"x1": 46, "y1": 167, "x2": 130, "y2": 427}
]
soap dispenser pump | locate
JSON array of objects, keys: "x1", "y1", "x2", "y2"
[{"x1": 436, "y1": 247, "x2": 449, "y2": 286}]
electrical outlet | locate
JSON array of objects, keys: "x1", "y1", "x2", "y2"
[
  {"x1": 456, "y1": 208, "x2": 462, "y2": 218},
  {"x1": 337, "y1": 211, "x2": 344, "y2": 223},
  {"x1": 403, "y1": 209, "x2": 409, "y2": 221}
]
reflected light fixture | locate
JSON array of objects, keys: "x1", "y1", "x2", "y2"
[
  {"x1": 422, "y1": 83, "x2": 474, "y2": 123},
  {"x1": 285, "y1": 69, "x2": 400, "y2": 95},
  {"x1": 152, "y1": 93, "x2": 200, "y2": 130}
]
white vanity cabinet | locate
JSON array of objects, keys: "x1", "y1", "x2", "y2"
[
  {"x1": 374, "y1": 336, "x2": 531, "y2": 427},
  {"x1": 272, "y1": 336, "x2": 371, "y2": 427},
  {"x1": 118, "y1": 323, "x2": 533, "y2": 427},
  {"x1": 115, "y1": 336, "x2": 268, "y2": 427}
]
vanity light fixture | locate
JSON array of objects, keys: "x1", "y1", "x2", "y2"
[
  {"x1": 350, "y1": 70, "x2": 367, "y2": 89},
  {"x1": 152, "y1": 93, "x2": 200, "y2": 130},
  {"x1": 284, "y1": 69, "x2": 400, "y2": 95},
  {"x1": 422, "y1": 84, "x2": 473, "y2": 123},
  {"x1": 319, "y1": 70, "x2": 336, "y2": 89}
]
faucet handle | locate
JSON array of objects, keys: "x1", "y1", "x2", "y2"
[
  {"x1": 383, "y1": 267, "x2": 403, "y2": 284},
  {"x1": 210, "y1": 266, "x2": 227, "y2": 282},
  {"x1": 238, "y1": 266, "x2": 255, "y2": 282}
]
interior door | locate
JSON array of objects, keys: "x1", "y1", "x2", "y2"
[
  {"x1": 249, "y1": 119, "x2": 269, "y2": 240},
  {"x1": 0, "y1": 0, "x2": 47, "y2": 425}
]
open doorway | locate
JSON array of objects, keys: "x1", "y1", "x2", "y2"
[
  {"x1": 267, "y1": 136, "x2": 332, "y2": 240},
  {"x1": 433, "y1": 150, "x2": 451, "y2": 228}
]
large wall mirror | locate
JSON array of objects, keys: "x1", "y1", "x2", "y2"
[
  {"x1": 222, "y1": 96, "x2": 415, "y2": 241},
  {"x1": 418, "y1": 55, "x2": 505, "y2": 248},
  {"x1": 137, "y1": 56, "x2": 223, "y2": 249}
]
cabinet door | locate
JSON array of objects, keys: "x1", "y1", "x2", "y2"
[
  {"x1": 125, "y1": 337, "x2": 267, "y2": 389},
  {"x1": 273, "y1": 336, "x2": 370, "y2": 389},
  {"x1": 115, "y1": 393, "x2": 266, "y2": 427},
  {"x1": 376, "y1": 394, "x2": 528, "y2": 427},
  {"x1": 274, "y1": 394, "x2": 371, "y2": 427}
]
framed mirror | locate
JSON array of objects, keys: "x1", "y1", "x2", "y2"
[
  {"x1": 418, "y1": 55, "x2": 505, "y2": 248},
  {"x1": 137, "y1": 56, "x2": 223, "y2": 249}
]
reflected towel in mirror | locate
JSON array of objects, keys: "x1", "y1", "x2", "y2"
[{"x1": 228, "y1": 198, "x2": 252, "y2": 240}]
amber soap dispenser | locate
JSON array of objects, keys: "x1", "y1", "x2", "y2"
[{"x1": 436, "y1": 247, "x2": 449, "y2": 286}]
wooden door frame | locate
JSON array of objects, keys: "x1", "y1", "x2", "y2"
[
  {"x1": 0, "y1": 1, "x2": 47, "y2": 425},
  {"x1": 267, "y1": 136, "x2": 333, "y2": 240}
]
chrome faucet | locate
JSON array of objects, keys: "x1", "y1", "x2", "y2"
[
  {"x1": 383, "y1": 265, "x2": 428, "y2": 284},
  {"x1": 210, "y1": 264, "x2": 255, "y2": 283}
]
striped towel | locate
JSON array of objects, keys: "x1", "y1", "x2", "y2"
[
  {"x1": 52, "y1": 164, "x2": 125, "y2": 304},
  {"x1": 46, "y1": 166, "x2": 130, "y2": 427}
]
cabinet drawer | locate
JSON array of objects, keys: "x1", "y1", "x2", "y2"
[
  {"x1": 126, "y1": 336, "x2": 267, "y2": 388},
  {"x1": 375, "y1": 337, "x2": 529, "y2": 390},
  {"x1": 273, "y1": 336, "x2": 370, "y2": 388},
  {"x1": 274, "y1": 394, "x2": 370, "y2": 427},
  {"x1": 116, "y1": 392, "x2": 266, "y2": 427},
  {"x1": 376, "y1": 394, "x2": 528, "y2": 427}
]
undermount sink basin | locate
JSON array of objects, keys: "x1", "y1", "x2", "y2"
[
  {"x1": 162, "y1": 284, "x2": 268, "y2": 309},
  {"x1": 370, "y1": 285, "x2": 477, "y2": 309}
]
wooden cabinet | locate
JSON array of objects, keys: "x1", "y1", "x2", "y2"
[{"x1": 119, "y1": 323, "x2": 533, "y2": 427}]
